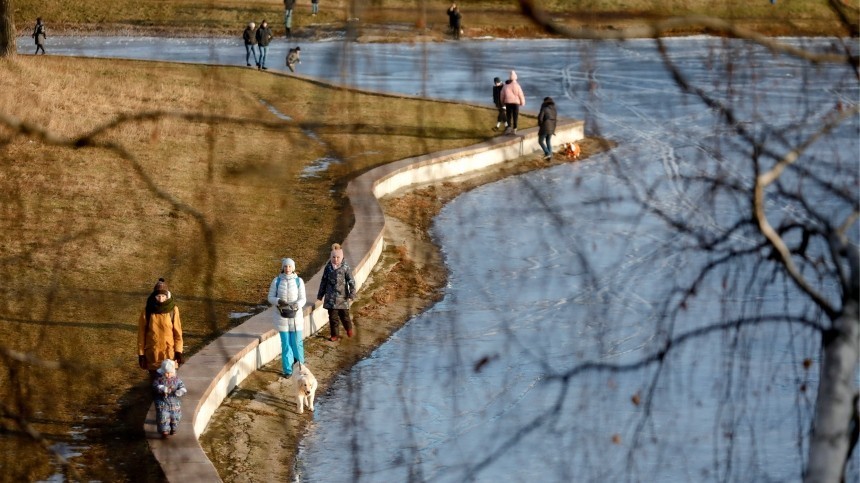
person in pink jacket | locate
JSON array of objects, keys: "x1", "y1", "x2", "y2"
[{"x1": 500, "y1": 70, "x2": 526, "y2": 135}]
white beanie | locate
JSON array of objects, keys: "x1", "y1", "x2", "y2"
[
  {"x1": 158, "y1": 359, "x2": 176, "y2": 375},
  {"x1": 281, "y1": 258, "x2": 296, "y2": 272}
]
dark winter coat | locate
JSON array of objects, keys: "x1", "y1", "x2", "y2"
[
  {"x1": 538, "y1": 99, "x2": 557, "y2": 136},
  {"x1": 317, "y1": 261, "x2": 356, "y2": 310},
  {"x1": 255, "y1": 25, "x2": 273, "y2": 46},
  {"x1": 32, "y1": 22, "x2": 46, "y2": 46},
  {"x1": 493, "y1": 83, "x2": 503, "y2": 108},
  {"x1": 243, "y1": 26, "x2": 257, "y2": 45}
]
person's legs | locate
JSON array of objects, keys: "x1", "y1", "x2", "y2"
[
  {"x1": 510, "y1": 105, "x2": 520, "y2": 132},
  {"x1": 245, "y1": 44, "x2": 253, "y2": 66},
  {"x1": 328, "y1": 308, "x2": 340, "y2": 339},
  {"x1": 288, "y1": 330, "x2": 304, "y2": 364},
  {"x1": 156, "y1": 403, "x2": 170, "y2": 435},
  {"x1": 538, "y1": 134, "x2": 549, "y2": 156},
  {"x1": 284, "y1": 9, "x2": 293, "y2": 33},
  {"x1": 170, "y1": 402, "x2": 182, "y2": 434},
  {"x1": 259, "y1": 46, "x2": 268, "y2": 68},
  {"x1": 338, "y1": 309, "x2": 353, "y2": 336},
  {"x1": 312, "y1": 3, "x2": 319, "y2": 15},
  {"x1": 279, "y1": 331, "x2": 293, "y2": 375},
  {"x1": 546, "y1": 133, "x2": 553, "y2": 156},
  {"x1": 504, "y1": 104, "x2": 514, "y2": 132}
]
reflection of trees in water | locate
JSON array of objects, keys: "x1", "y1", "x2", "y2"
[{"x1": 479, "y1": 7, "x2": 858, "y2": 483}]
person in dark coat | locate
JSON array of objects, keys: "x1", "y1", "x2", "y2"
[
  {"x1": 537, "y1": 96, "x2": 558, "y2": 159},
  {"x1": 255, "y1": 20, "x2": 274, "y2": 70},
  {"x1": 242, "y1": 22, "x2": 259, "y2": 67},
  {"x1": 450, "y1": 5, "x2": 462, "y2": 40},
  {"x1": 492, "y1": 77, "x2": 507, "y2": 131},
  {"x1": 446, "y1": 3, "x2": 458, "y2": 35},
  {"x1": 32, "y1": 17, "x2": 46, "y2": 55},
  {"x1": 316, "y1": 243, "x2": 356, "y2": 342}
]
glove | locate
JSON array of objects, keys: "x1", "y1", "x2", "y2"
[
  {"x1": 176, "y1": 388, "x2": 187, "y2": 397},
  {"x1": 175, "y1": 352, "x2": 183, "y2": 366},
  {"x1": 138, "y1": 355, "x2": 147, "y2": 370},
  {"x1": 277, "y1": 299, "x2": 287, "y2": 307},
  {"x1": 157, "y1": 384, "x2": 166, "y2": 393}
]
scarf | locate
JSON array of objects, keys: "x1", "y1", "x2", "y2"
[{"x1": 145, "y1": 292, "x2": 176, "y2": 319}]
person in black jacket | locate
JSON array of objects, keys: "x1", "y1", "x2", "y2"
[
  {"x1": 242, "y1": 22, "x2": 259, "y2": 67},
  {"x1": 537, "y1": 97, "x2": 558, "y2": 159},
  {"x1": 32, "y1": 17, "x2": 47, "y2": 55},
  {"x1": 255, "y1": 20, "x2": 274, "y2": 70},
  {"x1": 492, "y1": 77, "x2": 507, "y2": 131}
]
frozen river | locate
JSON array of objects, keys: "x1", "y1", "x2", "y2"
[{"x1": 35, "y1": 36, "x2": 859, "y2": 481}]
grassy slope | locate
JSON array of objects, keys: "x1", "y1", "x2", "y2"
[
  {"x1": 11, "y1": 0, "x2": 856, "y2": 37},
  {"x1": 0, "y1": 55, "x2": 495, "y2": 481}
]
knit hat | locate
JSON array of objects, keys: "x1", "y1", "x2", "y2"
[
  {"x1": 493, "y1": 77, "x2": 501, "y2": 84},
  {"x1": 153, "y1": 278, "x2": 169, "y2": 296},
  {"x1": 158, "y1": 359, "x2": 176, "y2": 375},
  {"x1": 509, "y1": 70, "x2": 518, "y2": 81},
  {"x1": 281, "y1": 258, "x2": 296, "y2": 272}
]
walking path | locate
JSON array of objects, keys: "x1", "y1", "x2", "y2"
[{"x1": 140, "y1": 76, "x2": 584, "y2": 483}]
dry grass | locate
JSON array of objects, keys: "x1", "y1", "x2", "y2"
[
  {"x1": 11, "y1": 0, "x2": 855, "y2": 38},
  {"x1": 0, "y1": 54, "x2": 495, "y2": 481}
]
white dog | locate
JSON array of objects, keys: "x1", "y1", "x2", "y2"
[{"x1": 293, "y1": 361, "x2": 318, "y2": 414}]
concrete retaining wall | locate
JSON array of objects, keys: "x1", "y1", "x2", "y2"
[{"x1": 145, "y1": 120, "x2": 585, "y2": 481}]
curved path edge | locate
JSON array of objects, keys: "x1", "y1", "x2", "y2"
[{"x1": 145, "y1": 120, "x2": 585, "y2": 482}]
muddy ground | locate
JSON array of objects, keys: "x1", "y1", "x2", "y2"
[{"x1": 199, "y1": 138, "x2": 611, "y2": 481}]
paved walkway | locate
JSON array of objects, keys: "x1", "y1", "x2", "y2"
[{"x1": 142, "y1": 73, "x2": 584, "y2": 481}]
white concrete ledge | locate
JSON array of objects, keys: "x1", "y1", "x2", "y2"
[{"x1": 146, "y1": 120, "x2": 585, "y2": 481}]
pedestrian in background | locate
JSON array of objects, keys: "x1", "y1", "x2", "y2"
[
  {"x1": 242, "y1": 21, "x2": 259, "y2": 67},
  {"x1": 537, "y1": 96, "x2": 557, "y2": 159},
  {"x1": 286, "y1": 46, "x2": 301, "y2": 72},
  {"x1": 492, "y1": 77, "x2": 507, "y2": 131},
  {"x1": 317, "y1": 243, "x2": 356, "y2": 342},
  {"x1": 152, "y1": 359, "x2": 187, "y2": 439},
  {"x1": 255, "y1": 20, "x2": 273, "y2": 70},
  {"x1": 268, "y1": 258, "x2": 307, "y2": 377},
  {"x1": 446, "y1": 3, "x2": 458, "y2": 35},
  {"x1": 32, "y1": 17, "x2": 46, "y2": 55},
  {"x1": 500, "y1": 70, "x2": 526, "y2": 135},
  {"x1": 311, "y1": 0, "x2": 320, "y2": 16},
  {"x1": 450, "y1": 4, "x2": 462, "y2": 40},
  {"x1": 284, "y1": 0, "x2": 296, "y2": 36},
  {"x1": 137, "y1": 278, "x2": 183, "y2": 378}
]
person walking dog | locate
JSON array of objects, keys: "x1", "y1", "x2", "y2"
[
  {"x1": 537, "y1": 96, "x2": 557, "y2": 159},
  {"x1": 267, "y1": 258, "x2": 307, "y2": 377}
]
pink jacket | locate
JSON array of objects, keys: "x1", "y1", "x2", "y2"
[{"x1": 500, "y1": 70, "x2": 526, "y2": 106}]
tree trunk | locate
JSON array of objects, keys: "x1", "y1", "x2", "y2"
[
  {"x1": 805, "y1": 297, "x2": 860, "y2": 483},
  {"x1": 0, "y1": 0, "x2": 15, "y2": 57}
]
